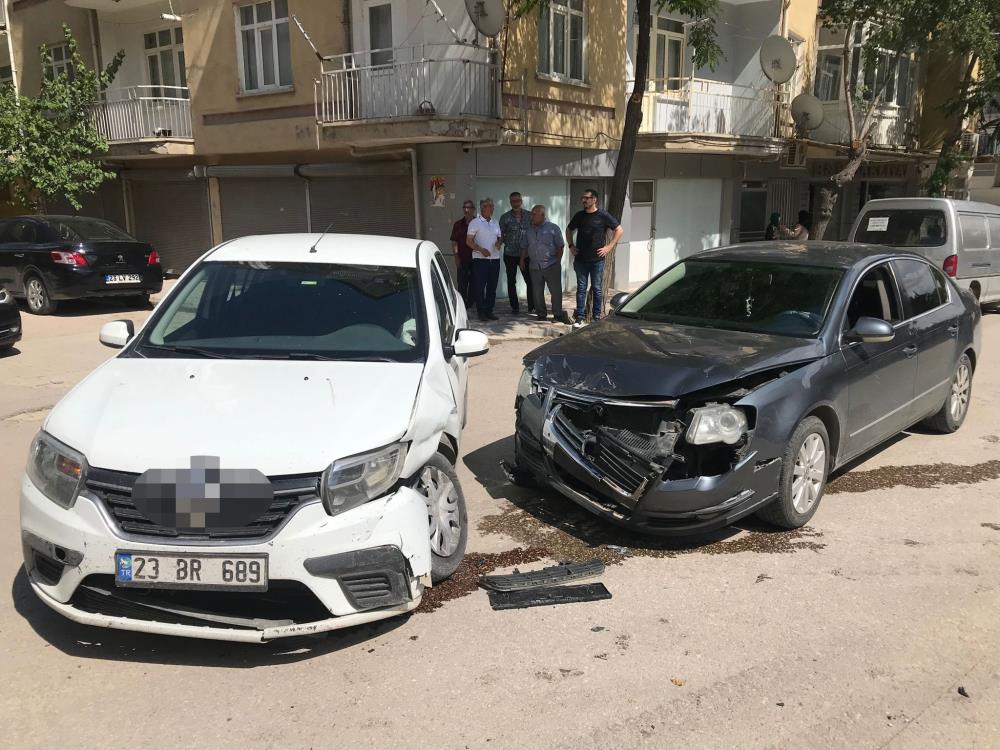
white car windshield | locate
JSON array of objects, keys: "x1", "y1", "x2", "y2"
[{"x1": 135, "y1": 261, "x2": 425, "y2": 361}]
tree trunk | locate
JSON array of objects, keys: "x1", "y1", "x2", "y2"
[
  {"x1": 588, "y1": 0, "x2": 650, "y2": 320},
  {"x1": 926, "y1": 55, "x2": 979, "y2": 197}
]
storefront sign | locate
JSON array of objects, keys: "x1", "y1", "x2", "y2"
[{"x1": 809, "y1": 160, "x2": 914, "y2": 180}]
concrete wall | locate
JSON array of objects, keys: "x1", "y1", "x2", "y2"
[
  {"x1": 919, "y1": 47, "x2": 968, "y2": 152},
  {"x1": 10, "y1": 0, "x2": 97, "y2": 95},
  {"x1": 502, "y1": 1, "x2": 626, "y2": 150}
]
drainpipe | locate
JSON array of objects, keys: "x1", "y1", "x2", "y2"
[
  {"x1": 294, "y1": 165, "x2": 312, "y2": 232},
  {"x1": 88, "y1": 9, "x2": 103, "y2": 72},
  {"x1": 342, "y1": 0, "x2": 352, "y2": 54},
  {"x1": 3, "y1": 0, "x2": 18, "y2": 92},
  {"x1": 406, "y1": 147, "x2": 422, "y2": 239}
]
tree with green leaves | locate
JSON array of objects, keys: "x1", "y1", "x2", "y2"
[
  {"x1": 923, "y1": 0, "x2": 1000, "y2": 197},
  {"x1": 0, "y1": 25, "x2": 124, "y2": 211},
  {"x1": 810, "y1": 0, "x2": 943, "y2": 239},
  {"x1": 511, "y1": 0, "x2": 722, "y2": 316}
]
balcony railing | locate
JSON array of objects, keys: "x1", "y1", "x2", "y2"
[
  {"x1": 92, "y1": 86, "x2": 192, "y2": 143},
  {"x1": 316, "y1": 44, "x2": 499, "y2": 124},
  {"x1": 817, "y1": 101, "x2": 915, "y2": 149},
  {"x1": 634, "y1": 78, "x2": 788, "y2": 139}
]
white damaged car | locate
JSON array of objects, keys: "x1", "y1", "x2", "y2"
[{"x1": 19, "y1": 234, "x2": 488, "y2": 642}]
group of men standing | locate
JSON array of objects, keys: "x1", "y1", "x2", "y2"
[{"x1": 450, "y1": 189, "x2": 624, "y2": 326}]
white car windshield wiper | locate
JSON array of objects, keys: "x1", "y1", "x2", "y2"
[{"x1": 141, "y1": 343, "x2": 227, "y2": 359}]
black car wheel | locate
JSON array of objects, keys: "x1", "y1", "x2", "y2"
[
  {"x1": 922, "y1": 353, "x2": 973, "y2": 434},
  {"x1": 24, "y1": 275, "x2": 57, "y2": 315},
  {"x1": 758, "y1": 416, "x2": 829, "y2": 529}
]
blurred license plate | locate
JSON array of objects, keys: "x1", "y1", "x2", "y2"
[
  {"x1": 115, "y1": 551, "x2": 268, "y2": 591},
  {"x1": 105, "y1": 274, "x2": 142, "y2": 285}
]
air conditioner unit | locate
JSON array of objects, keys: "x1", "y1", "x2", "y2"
[
  {"x1": 960, "y1": 131, "x2": 980, "y2": 156},
  {"x1": 782, "y1": 140, "x2": 808, "y2": 169}
]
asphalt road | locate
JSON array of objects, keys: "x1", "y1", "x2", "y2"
[{"x1": 2, "y1": 293, "x2": 998, "y2": 749}]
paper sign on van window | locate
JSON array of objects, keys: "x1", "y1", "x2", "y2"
[{"x1": 866, "y1": 216, "x2": 890, "y2": 231}]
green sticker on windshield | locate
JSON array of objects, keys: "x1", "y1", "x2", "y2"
[{"x1": 301, "y1": 280, "x2": 318, "y2": 286}]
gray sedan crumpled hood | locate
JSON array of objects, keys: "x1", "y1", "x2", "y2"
[{"x1": 527, "y1": 316, "x2": 826, "y2": 398}]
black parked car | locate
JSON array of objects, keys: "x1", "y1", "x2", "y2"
[
  {"x1": 0, "y1": 215, "x2": 163, "y2": 315},
  {"x1": 0, "y1": 286, "x2": 21, "y2": 351},
  {"x1": 513, "y1": 242, "x2": 981, "y2": 536}
]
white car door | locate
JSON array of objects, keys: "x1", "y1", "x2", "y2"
[{"x1": 429, "y1": 254, "x2": 468, "y2": 428}]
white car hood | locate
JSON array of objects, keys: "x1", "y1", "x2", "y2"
[{"x1": 44, "y1": 358, "x2": 425, "y2": 476}]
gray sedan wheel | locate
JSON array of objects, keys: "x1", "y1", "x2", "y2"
[
  {"x1": 758, "y1": 416, "x2": 829, "y2": 529},
  {"x1": 922, "y1": 353, "x2": 973, "y2": 434}
]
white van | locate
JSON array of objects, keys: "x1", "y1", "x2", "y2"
[{"x1": 849, "y1": 197, "x2": 1000, "y2": 305}]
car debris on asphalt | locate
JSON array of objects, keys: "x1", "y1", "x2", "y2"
[
  {"x1": 480, "y1": 558, "x2": 611, "y2": 610},
  {"x1": 487, "y1": 583, "x2": 612, "y2": 610}
]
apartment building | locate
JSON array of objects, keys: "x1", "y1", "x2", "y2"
[{"x1": 0, "y1": 0, "x2": 973, "y2": 289}]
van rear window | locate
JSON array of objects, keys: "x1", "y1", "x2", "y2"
[{"x1": 854, "y1": 209, "x2": 947, "y2": 247}]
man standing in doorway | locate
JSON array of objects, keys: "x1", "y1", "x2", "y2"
[
  {"x1": 450, "y1": 200, "x2": 476, "y2": 308},
  {"x1": 567, "y1": 188, "x2": 624, "y2": 326},
  {"x1": 521, "y1": 204, "x2": 571, "y2": 324},
  {"x1": 499, "y1": 191, "x2": 534, "y2": 315},
  {"x1": 466, "y1": 197, "x2": 503, "y2": 321}
]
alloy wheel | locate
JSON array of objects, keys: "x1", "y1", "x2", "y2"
[
  {"x1": 27, "y1": 278, "x2": 45, "y2": 312},
  {"x1": 949, "y1": 362, "x2": 971, "y2": 422},
  {"x1": 791, "y1": 433, "x2": 826, "y2": 514},
  {"x1": 417, "y1": 466, "x2": 462, "y2": 557}
]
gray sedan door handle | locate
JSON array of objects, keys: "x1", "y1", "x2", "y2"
[
  {"x1": 903, "y1": 345, "x2": 918, "y2": 358},
  {"x1": 947, "y1": 324, "x2": 960, "y2": 338},
  {"x1": 13, "y1": 253, "x2": 24, "y2": 258}
]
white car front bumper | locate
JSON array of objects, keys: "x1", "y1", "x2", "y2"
[{"x1": 20, "y1": 475, "x2": 432, "y2": 643}]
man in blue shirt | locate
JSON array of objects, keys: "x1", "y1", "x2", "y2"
[
  {"x1": 520, "y1": 205, "x2": 571, "y2": 323},
  {"x1": 499, "y1": 192, "x2": 534, "y2": 315},
  {"x1": 567, "y1": 188, "x2": 624, "y2": 326}
]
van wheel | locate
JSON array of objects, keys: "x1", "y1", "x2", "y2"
[
  {"x1": 25, "y1": 275, "x2": 57, "y2": 315},
  {"x1": 922, "y1": 353, "x2": 973, "y2": 433},
  {"x1": 413, "y1": 452, "x2": 468, "y2": 584},
  {"x1": 758, "y1": 417, "x2": 829, "y2": 529}
]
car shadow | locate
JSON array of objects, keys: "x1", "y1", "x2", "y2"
[
  {"x1": 11, "y1": 568, "x2": 410, "y2": 666},
  {"x1": 0, "y1": 345, "x2": 21, "y2": 358},
  {"x1": 18, "y1": 296, "x2": 152, "y2": 319},
  {"x1": 463, "y1": 435, "x2": 746, "y2": 555},
  {"x1": 827, "y1": 431, "x2": 912, "y2": 480}
]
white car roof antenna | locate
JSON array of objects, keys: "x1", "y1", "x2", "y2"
[{"x1": 309, "y1": 223, "x2": 334, "y2": 254}]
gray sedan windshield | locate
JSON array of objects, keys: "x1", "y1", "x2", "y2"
[
  {"x1": 138, "y1": 261, "x2": 425, "y2": 361},
  {"x1": 618, "y1": 259, "x2": 844, "y2": 337}
]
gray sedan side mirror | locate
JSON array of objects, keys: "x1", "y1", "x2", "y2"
[
  {"x1": 848, "y1": 316, "x2": 894, "y2": 344},
  {"x1": 99, "y1": 319, "x2": 135, "y2": 349},
  {"x1": 609, "y1": 292, "x2": 629, "y2": 311}
]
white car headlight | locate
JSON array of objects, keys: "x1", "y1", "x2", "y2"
[
  {"x1": 26, "y1": 432, "x2": 88, "y2": 509},
  {"x1": 321, "y1": 443, "x2": 407, "y2": 516},
  {"x1": 516, "y1": 368, "x2": 533, "y2": 399},
  {"x1": 686, "y1": 404, "x2": 748, "y2": 445}
]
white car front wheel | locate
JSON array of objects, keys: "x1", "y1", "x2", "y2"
[{"x1": 413, "y1": 452, "x2": 468, "y2": 583}]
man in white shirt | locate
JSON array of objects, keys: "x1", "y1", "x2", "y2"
[{"x1": 466, "y1": 197, "x2": 503, "y2": 321}]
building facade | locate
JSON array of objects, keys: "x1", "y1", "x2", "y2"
[{"x1": 0, "y1": 0, "x2": 981, "y2": 292}]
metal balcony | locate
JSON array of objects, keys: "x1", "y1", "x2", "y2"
[
  {"x1": 315, "y1": 44, "x2": 500, "y2": 124},
  {"x1": 92, "y1": 86, "x2": 193, "y2": 143},
  {"x1": 817, "y1": 102, "x2": 916, "y2": 149},
  {"x1": 634, "y1": 78, "x2": 789, "y2": 139}
]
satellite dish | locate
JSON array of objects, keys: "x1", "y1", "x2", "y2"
[
  {"x1": 790, "y1": 93, "x2": 825, "y2": 130},
  {"x1": 465, "y1": 0, "x2": 505, "y2": 37},
  {"x1": 759, "y1": 35, "x2": 797, "y2": 84}
]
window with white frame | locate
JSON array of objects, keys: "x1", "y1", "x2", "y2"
[
  {"x1": 44, "y1": 43, "x2": 74, "y2": 81},
  {"x1": 537, "y1": 0, "x2": 585, "y2": 82},
  {"x1": 145, "y1": 27, "x2": 187, "y2": 97},
  {"x1": 639, "y1": 16, "x2": 685, "y2": 93},
  {"x1": 813, "y1": 23, "x2": 915, "y2": 107},
  {"x1": 236, "y1": 0, "x2": 292, "y2": 93}
]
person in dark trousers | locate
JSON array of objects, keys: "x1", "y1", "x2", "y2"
[
  {"x1": 566, "y1": 188, "x2": 624, "y2": 326},
  {"x1": 520, "y1": 204, "x2": 571, "y2": 323},
  {"x1": 765, "y1": 212, "x2": 782, "y2": 240},
  {"x1": 466, "y1": 197, "x2": 503, "y2": 321},
  {"x1": 450, "y1": 200, "x2": 476, "y2": 308},
  {"x1": 499, "y1": 191, "x2": 534, "y2": 315}
]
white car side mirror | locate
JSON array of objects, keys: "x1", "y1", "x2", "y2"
[
  {"x1": 99, "y1": 319, "x2": 135, "y2": 349},
  {"x1": 450, "y1": 329, "x2": 489, "y2": 358}
]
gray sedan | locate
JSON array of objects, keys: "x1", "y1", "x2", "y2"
[{"x1": 512, "y1": 242, "x2": 981, "y2": 536}]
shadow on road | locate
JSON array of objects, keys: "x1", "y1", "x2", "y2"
[
  {"x1": 0, "y1": 346, "x2": 21, "y2": 358},
  {"x1": 11, "y1": 568, "x2": 409, "y2": 666},
  {"x1": 18, "y1": 296, "x2": 153, "y2": 319}
]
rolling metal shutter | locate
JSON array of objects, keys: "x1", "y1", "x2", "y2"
[
  {"x1": 308, "y1": 174, "x2": 415, "y2": 238},
  {"x1": 46, "y1": 178, "x2": 127, "y2": 231},
  {"x1": 219, "y1": 177, "x2": 308, "y2": 240},
  {"x1": 128, "y1": 178, "x2": 213, "y2": 275}
]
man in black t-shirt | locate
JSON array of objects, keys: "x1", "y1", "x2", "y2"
[{"x1": 566, "y1": 188, "x2": 624, "y2": 325}]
